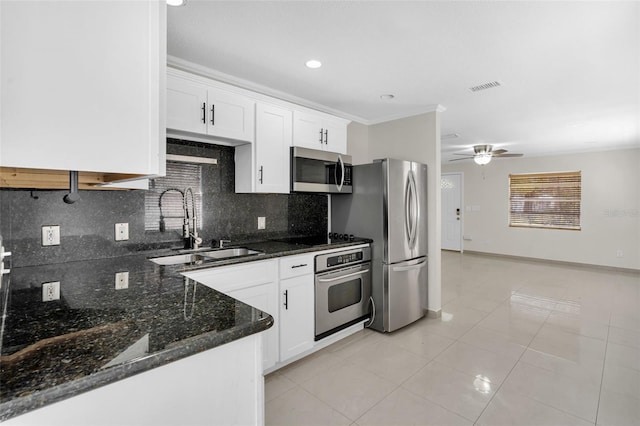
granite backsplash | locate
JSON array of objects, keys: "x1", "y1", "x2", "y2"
[{"x1": 0, "y1": 139, "x2": 328, "y2": 268}]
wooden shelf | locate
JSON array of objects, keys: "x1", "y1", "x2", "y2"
[{"x1": 0, "y1": 167, "x2": 143, "y2": 190}]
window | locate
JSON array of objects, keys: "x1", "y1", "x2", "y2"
[
  {"x1": 145, "y1": 162, "x2": 203, "y2": 231},
  {"x1": 509, "y1": 171, "x2": 581, "y2": 230}
]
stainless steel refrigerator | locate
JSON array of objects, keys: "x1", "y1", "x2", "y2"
[{"x1": 331, "y1": 158, "x2": 428, "y2": 332}]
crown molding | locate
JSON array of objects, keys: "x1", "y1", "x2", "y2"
[
  {"x1": 167, "y1": 56, "x2": 447, "y2": 126},
  {"x1": 365, "y1": 104, "x2": 447, "y2": 125}
]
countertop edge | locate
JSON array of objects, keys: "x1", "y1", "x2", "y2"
[{"x1": 0, "y1": 313, "x2": 273, "y2": 422}]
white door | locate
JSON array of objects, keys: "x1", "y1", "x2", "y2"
[
  {"x1": 292, "y1": 111, "x2": 324, "y2": 150},
  {"x1": 206, "y1": 88, "x2": 255, "y2": 142},
  {"x1": 441, "y1": 173, "x2": 463, "y2": 251},
  {"x1": 255, "y1": 103, "x2": 292, "y2": 193},
  {"x1": 279, "y1": 275, "x2": 314, "y2": 361}
]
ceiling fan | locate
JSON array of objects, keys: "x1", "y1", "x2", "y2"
[{"x1": 450, "y1": 144, "x2": 523, "y2": 165}]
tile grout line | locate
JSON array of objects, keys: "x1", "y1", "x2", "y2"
[
  {"x1": 471, "y1": 303, "x2": 552, "y2": 425},
  {"x1": 593, "y1": 310, "x2": 613, "y2": 426}
]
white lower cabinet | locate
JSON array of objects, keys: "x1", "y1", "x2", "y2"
[
  {"x1": 183, "y1": 253, "x2": 321, "y2": 371},
  {"x1": 182, "y1": 260, "x2": 279, "y2": 371},
  {"x1": 278, "y1": 254, "x2": 315, "y2": 361},
  {"x1": 279, "y1": 274, "x2": 315, "y2": 361},
  {"x1": 4, "y1": 334, "x2": 264, "y2": 426}
]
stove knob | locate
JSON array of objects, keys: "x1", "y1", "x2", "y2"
[{"x1": 349, "y1": 234, "x2": 355, "y2": 241}]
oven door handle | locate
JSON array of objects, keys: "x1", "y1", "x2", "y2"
[{"x1": 317, "y1": 269, "x2": 370, "y2": 283}]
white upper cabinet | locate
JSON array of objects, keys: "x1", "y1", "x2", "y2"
[
  {"x1": 166, "y1": 70, "x2": 254, "y2": 143},
  {"x1": 0, "y1": 1, "x2": 166, "y2": 176},
  {"x1": 293, "y1": 111, "x2": 348, "y2": 154},
  {"x1": 255, "y1": 103, "x2": 292, "y2": 193}
]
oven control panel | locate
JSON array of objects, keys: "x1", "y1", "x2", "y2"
[
  {"x1": 315, "y1": 246, "x2": 371, "y2": 273},
  {"x1": 327, "y1": 251, "x2": 363, "y2": 268}
]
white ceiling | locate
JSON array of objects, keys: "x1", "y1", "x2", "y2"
[{"x1": 167, "y1": 1, "x2": 639, "y2": 163}]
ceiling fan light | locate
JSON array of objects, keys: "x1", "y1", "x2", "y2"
[{"x1": 474, "y1": 153, "x2": 492, "y2": 165}]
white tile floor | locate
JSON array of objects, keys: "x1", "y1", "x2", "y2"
[{"x1": 265, "y1": 251, "x2": 640, "y2": 426}]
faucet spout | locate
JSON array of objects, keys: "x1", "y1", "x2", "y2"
[{"x1": 183, "y1": 187, "x2": 203, "y2": 250}]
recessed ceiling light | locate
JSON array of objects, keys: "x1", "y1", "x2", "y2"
[
  {"x1": 305, "y1": 60, "x2": 322, "y2": 69},
  {"x1": 167, "y1": 0, "x2": 186, "y2": 6},
  {"x1": 380, "y1": 94, "x2": 395, "y2": 100}
]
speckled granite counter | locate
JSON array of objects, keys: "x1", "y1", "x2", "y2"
[{"x1": 0, "y1": 237, "x2": 369, "y2": 421}]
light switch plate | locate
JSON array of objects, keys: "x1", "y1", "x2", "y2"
[
  {"x1": 257, "y1": 217, "x2": 266, "y2": 230},
  {"x1": 115, "y1": 223, "x2": 129, "y2": 241},
  {"x1": 42, "y1": 225, "x2": 60, "y2": 246},
  {"x1": 115, "y1": 271, "x2": 129, "y2": 290},
  {"x1": 42, "y1": 281, "x2": 60, "y2": 301}
]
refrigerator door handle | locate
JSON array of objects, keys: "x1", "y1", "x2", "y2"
[
  {"x1": 405, "y1": 170, "x2": 418, "y2": 249},
  {"x1": 392, "y1": 258, "x2": 427, "y2": 272}
]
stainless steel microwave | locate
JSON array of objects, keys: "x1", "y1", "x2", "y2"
[{"x1": 290, "y1": 147, "x2": 353, "y2": 194}]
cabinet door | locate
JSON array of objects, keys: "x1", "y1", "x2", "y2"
[
  {"x1": 0, "y1": 1, "x2": 165, "y2": 175},
  {"x1": 206, "y1": 88, "x2": 255, "y2": 142},
  {"x1": 255, "y1": 103, "x2": 292, "y2": 193},
  {"x1": 293, "y1": 111, "x2": 324, "y2": 150},
  {"x1": 228, "y1": 283, "x2": 279, "y2": 371},
  {"x1": 166, "y1": 75, "x2": 208, "y2": 135},
  {"x1": 322, "y1": 118, "x2": 348, "y2": 154},
  {"x1": 279, "y1": 274, "x2": 314, "y2": 361}
]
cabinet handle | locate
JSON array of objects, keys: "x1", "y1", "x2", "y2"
[
  {"x1": 283, "y1": 290, "x2": 288, "y2": 310},
  {"x1": 259, "y1": 166, "x2": 264, "y2": 184},
  {"x1": 319, "y1": 128, "x2": 324, "y2": 144},
  {"x1": 291, "y1": 264, "x2": 307, "y2": 269},
  {"x1": 201, "y1": 103, "x2": 206, "y2": 123},
  {"x1": 324, "y1": 129, "x2": 328, "y2": 144},
  {"x1": 210, "y1": 105, "x2": 215, "y2": 125}
]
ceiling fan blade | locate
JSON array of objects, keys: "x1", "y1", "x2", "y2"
[
  {"x1": 449, "y1": 157, "x2": 472, "y2": 162},
  {"x1": 493, "y1": 153, "x2": 523, "y2": 157},
  {"x1": 452, "y1": 153, "x2": 474, "y2": 156},
  {"x1": 491, "y1": 149, "x2": 508, "y2": 155}
]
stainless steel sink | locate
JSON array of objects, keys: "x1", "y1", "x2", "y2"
[
  {"x1": 200, "y1": 248, "x2": 261, "y2": 259},
  {"x1": 149, "y1": 248, "x2": 261, "y2": 265}
]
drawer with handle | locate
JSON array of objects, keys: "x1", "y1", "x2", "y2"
[{"x1": 279, "y1": 254, "x2": 314, "y2": 280}]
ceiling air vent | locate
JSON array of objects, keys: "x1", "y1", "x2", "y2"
[{"x1": 469, "y1": 81, "x2": 502, "y2": 92}]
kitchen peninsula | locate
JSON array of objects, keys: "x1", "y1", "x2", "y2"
[{"x1": 0, "y1": 237, "x2": 369, "y2": 425}]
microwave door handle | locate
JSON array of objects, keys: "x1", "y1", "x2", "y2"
[
  {"x1": 335, "y1": 155, "x2": 344, "y2": 192},
  {"x1": 317, "y1": 269, "x2": 370, "y2": 283}
]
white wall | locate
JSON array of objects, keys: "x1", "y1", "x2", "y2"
[
  {"x1": 442, "y1": 148, "x2": 640, "y2": 270},
  {"x1": 347, "y1": 112, "x2": 442, "y2": 315},
  {"x1": 346, "y1": 122, "x2": 369, "y2": 165}
]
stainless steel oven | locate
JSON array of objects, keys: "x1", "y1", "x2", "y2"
[{"x1": 314, "y1": 246, "x2": 371, "y2": 340}]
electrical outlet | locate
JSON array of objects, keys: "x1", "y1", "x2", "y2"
[
  {"x1": 115, "y1": 223, "x2": 129, "y2": 241},
  {"x1": 616, "y1": 250, "x2": 624, "y2": 258},
  {"x1": 258, "y1": 216, "x2": 266, "y2": 230},
  {"x1": 115, "y1": 271, "x2": 129, "y2": 290},
  {"x1": 42, "y1": 281, "x2": 60, "y2": 301},
  {"x1": 42, "y1": 225, "x2": 60, "y2": 246}
]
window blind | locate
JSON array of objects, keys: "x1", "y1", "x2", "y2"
[
  {"x1": 145, "y1": 162, "x2": 203, "y2": 232},
  {"x1": 509, "y1": 171, "x2": 581, "y2": 230}
]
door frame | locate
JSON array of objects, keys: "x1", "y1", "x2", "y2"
[{"x1": 441, "y1": 172, "x2": 464, "y2": 253}]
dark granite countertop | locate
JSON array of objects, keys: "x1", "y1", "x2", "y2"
[{"x1": 0, "y1": 237, "x2": 370, "y2": 421}]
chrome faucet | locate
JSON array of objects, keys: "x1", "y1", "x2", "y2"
[
  {"x1": 183, "y1": 187, "x2": 203, "y2": 250},
  {"x1": 219, "y1": 239, "x2": 231, "y2": 248}
]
